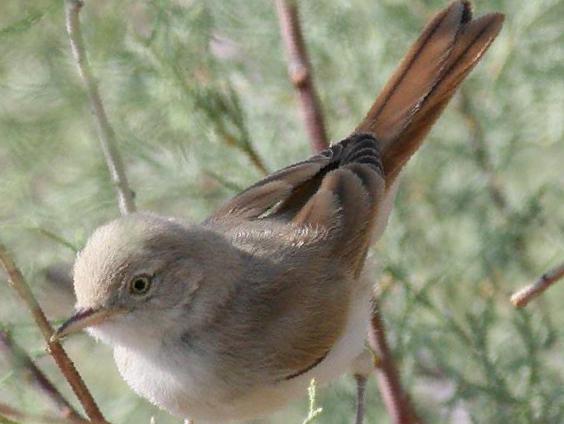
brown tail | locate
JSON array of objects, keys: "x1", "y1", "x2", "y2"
[{"x1": 355, "y1": 0, "x2": 504, "y2": 187}]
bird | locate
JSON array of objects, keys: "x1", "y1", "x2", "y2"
[{"x1": 52, "y1": 1, "x2": 503, "y2": 422}]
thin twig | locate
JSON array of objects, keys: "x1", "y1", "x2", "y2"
[
  {"x1": 368, "y1": 305, "x2": 420, "y2": 424},
  {"x1": 459, "y1": 89, "x2": 508, "y2": 213},
  {"x1": 32, "y1": 228, "x2": 78, "y2": 253},
  {"x1": 238, "y1": 142, "x2": 269, "y2": 176},
  {"x1": 0, "y1": 403, "x2": 22, "y2": 424},
  {"x1": 0, "y1": 242, "x2": 107, "y2": 423},
  {"x1": 214, "y1": 128, "x2": 269, "y2": 175},
  {"x1": 511, "y1": 261, "x2": 564, "y2": 308},
  {"x1": 354, "y1": 374, "x2": 367, "y2": 424},
  {"x1": 140, "y1": 40, "x2": 269, "y2": 176},
  {"x1": 349, "y1": 350, "x2": 372, "y2": 424},
  {"x1": 203, "y1": 169, "x2": 244, "y2": 193},
  {"x1": 65, "y1": 0, "x2": 135, "y2": 215},
  {"x1": 0, "y1": 330, "x2": 83, "y2": 421},
  {"x1": 275, "y1": 0, "x2": 329, "y2": 152}
]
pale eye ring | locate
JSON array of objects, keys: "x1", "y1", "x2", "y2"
[{"x1": 128, "y1": 274, "x2": 152, "y2": 296}]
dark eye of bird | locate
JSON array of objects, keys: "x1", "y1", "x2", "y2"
[{"x1": 129, "y1": 275, "x2": 152, "y2": 295}]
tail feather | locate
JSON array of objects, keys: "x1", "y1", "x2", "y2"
[
  {"x1": 356, "y1": 1, "x2": 465, "y2": 141},
  {"x1": 355, "y1": 1, "x2": 504, "y2": 186}
]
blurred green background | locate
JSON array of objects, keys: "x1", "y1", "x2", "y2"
[{"x1": 0, "y1": 0, "x2": 563, "y2": 423}]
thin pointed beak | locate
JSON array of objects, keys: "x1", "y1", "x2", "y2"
[{"x1": 51, "y1": 307, "x2": 126, "y2": 342}]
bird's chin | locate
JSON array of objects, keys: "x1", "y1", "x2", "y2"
[
  {"x1": 85, "y1": 314, "x2": 162, "y2": 352},
  {"x1": 85, "y1": 321, "x2": 122, "y2": 346},
  {"x1": 84, "y1": 314, "x2": 138, "y2": 348}
]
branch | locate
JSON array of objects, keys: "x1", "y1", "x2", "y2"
[
  {"x1": 278, "y1": 3, "x2": 418, "y2": 421},
  {"x1": 64, "y1": 0, "x2": 135, "y2": 216},
  {"x1": 0, "y1": 403, "x2": 23, "y2": 424},
  {"x1": 0, "y1": 331, "x2": 83, "y2": 421},
  {"x1": 354, "y1": 374, "x2": 367, "y2": 424},
  {"x1": 368, "y1": 305, "x2": 420, "y2": 424},
  {"x1": 459, "y1": 89, "x2": 508, "y2": 213},
  {"x1": 275, "y1": 0, "x2": 329, "y2": 152},
  {"x1": 0, "y1": 242, "x2": 107, "y2": 423},
  {"x1": 511, "y1": 261, "x2": 564, "y2": 308}
]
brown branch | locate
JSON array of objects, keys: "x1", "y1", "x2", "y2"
[
  {"x1": 275, "y1": 0, "x2": 329, "y2": 152},
  {"x1": 0, "y1": 331, "x2": 83, "y2": 421},
  {"x1": 511, "y1": 261, "x2": 564, "y2": 308},
  {"x1": 65, "y1": 0, "x2": 135, "y2": 216},
  {"x1": 368, "y1": 304, "x2": 420, "y2": 424},
  {"x1": 279, "y1": 3, "x2": 418, "y2": 421},
  {"x1": 0, "y1": 242, "x2": 107, "y2": 423},
  {"x1": 459, "y1": 89, "x2": 508, "y2": 213},
  {"x1": 0, "y1": 403, "x2": 23, "y2": 424}
]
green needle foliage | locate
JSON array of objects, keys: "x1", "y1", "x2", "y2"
[{"x1": 0, "y1": 0, "x2": 563, "y2": 423}]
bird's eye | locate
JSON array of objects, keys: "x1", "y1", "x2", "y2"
[{"x1": 128, "y1": 275, "x2": 152, "y2": 296}]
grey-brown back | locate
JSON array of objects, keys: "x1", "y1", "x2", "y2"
[{"x1": 206, "y1": 133, "x2": 386, "y2": 278}]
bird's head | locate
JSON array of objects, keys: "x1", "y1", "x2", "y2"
[{"x1": 52, "y1": 213, "x2": 240, "y2": 349}]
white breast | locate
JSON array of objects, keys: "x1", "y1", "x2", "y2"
[{"x1": 112, "y1": 276, "x2": 373, "y2": 423}]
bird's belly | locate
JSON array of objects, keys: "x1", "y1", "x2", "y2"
[{"x1": 113, "y1": 283, "x2": 372, "y2": 423}]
